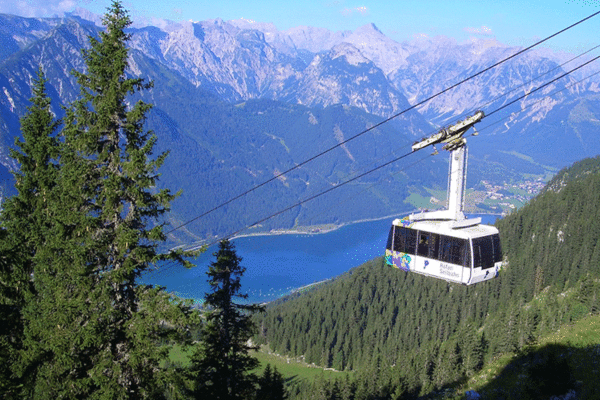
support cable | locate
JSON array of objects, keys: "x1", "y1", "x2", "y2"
[
  {"x1": 486, "y1": 54, "x2": 600, "y2": 117},
  {"x1": 456, "y1": 43, "x2": 600, "y2": 124},
  {"x1": 209, "y1": 151, "x2": 415, "y2": 246},
  {"x1": 478, "y1": 68, "x2": 600, "y2": 133}
]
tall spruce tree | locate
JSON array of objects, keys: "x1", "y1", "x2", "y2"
[
  {"x1": 12, "y1": 2, "x2": 195, "y2": 398},
  {"x1": 0, "y1": 68, "x2": 60, "y2": 398},
  {"x1": 189, "y1": 239, "x2": 264, "y2": 399}
]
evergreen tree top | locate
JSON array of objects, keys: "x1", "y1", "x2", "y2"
[
  {"x1": 189, "y1": 239, "x2": 264, "y2": 399},
  {"x1": 11, "y1": 68, "x2": 59, "y2": 190}
]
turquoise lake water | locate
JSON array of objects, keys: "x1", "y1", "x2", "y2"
[{"x1": 140, "y1": 214, "x2": 499, "y2": 304}]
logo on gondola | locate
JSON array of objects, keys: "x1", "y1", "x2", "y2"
[
  {"x1": 386, "y1": 252, "x2": 411, "y2": 272},
  {"x1": 396, "y1": 253, "x2": 411, "y2": 271}
]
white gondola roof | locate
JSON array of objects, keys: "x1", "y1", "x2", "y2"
[{"x1": 392, "y1": 217, "x2": 499, "y2": 240}]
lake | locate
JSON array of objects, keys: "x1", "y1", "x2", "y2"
[{"x1": 140, "y1": 214, "x2": 499, "y2": 304}]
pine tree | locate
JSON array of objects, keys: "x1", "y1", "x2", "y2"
[
  {"x1": 189, "y1": 239, "x2": 264, "y2": 399},
  {"x1": 13, "y1": 2, "x2": 195, "y2": 398},
  {"x1": 255, "y1": 364, "x2": 287, "y2": 400},
  {"x1": 0, "y1": 68, "x2": 60, "y2": 397}
]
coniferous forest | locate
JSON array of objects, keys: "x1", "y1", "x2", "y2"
[
  {"x1": 254, "y1": 155, "x2": 600, "y2": 399},
  {"x1": 1, "y1": 1, "x2": 600, "y2": 399}
]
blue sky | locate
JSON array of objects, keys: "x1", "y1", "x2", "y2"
[{"x1": 1, "y1": 0, "x2": 599, "y2": 52}]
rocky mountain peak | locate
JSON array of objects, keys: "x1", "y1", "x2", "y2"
[
  {"x1": 467, "y1": 36, "x2": 504, "y2": 49},
  {"x1": 330, "y1": 42, "x2": 370, "y2": 66},
  {"x1": 343, "y1": 24, "x2": 411, "y2": 74},
  {"x1": 65, "y1": 8, "x2": 102, "y2": 26},
  {"x1": 281, "y1": 25, "x2": 351, "y2": 53},
  {"x1": 228, "y1": 18, "x2": 279, "y2": 34},
  {"x1": 353, "y1": 22, "x2": 384, "y2": 37}
]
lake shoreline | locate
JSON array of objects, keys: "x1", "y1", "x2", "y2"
[
  {"x1": 234, "y1": 213, "x2": 401, "y2": 238},
  {"x1": 183, "y1": 213, "x2": 405, "y2": 251},
  {"x1": 184, "y1": 211, "x2": 504, "y2": 252},
  {"x1": 152, "y1": 213, "x2": 504, "y2": 305}
]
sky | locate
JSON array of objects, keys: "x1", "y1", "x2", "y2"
[{"x1": 1, "y1": 0, "x2": 599, "y2": 53}]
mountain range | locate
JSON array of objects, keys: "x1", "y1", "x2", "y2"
[{"x1": 1, "y1": 12, "x2": 600, "y2": 243}]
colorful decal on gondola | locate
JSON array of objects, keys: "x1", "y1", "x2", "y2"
[
  {"x1": 399, "y1": 217, "x2": 414, "y2": 228},
  {"x1": 385, "y1": 251, "x2": 411, "y2": 272},
  {"x1": 385, "y1": 254, "x2": 393, "y2": 266},
  {"x1": 394, "y1": 253, "x2": 411, "y2": 271}
]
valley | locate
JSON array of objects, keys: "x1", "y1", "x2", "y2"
[{"x1": 403, "y1": 175, "x2": 549, "y2": 216}]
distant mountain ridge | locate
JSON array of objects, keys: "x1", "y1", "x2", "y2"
[
  {"x1": 1, "y1": 12, "x2": 600, "y2": 241},
  {"x1": 112, "y1": 16, "x2": 600, "y2": 168},
  {"x1": 2, "y1": 13, "x2": 599, "y2": 156}
]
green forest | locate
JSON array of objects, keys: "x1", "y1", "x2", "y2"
[
  {"x1": 253, "y1": 155, "x2": 600, "y2": 399},
  {"x1": 2, "y1": 1, "x2": 600, "y2": 399}
]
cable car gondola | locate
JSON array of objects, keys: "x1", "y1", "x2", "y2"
[{"x1": 385, "y1": 111, "x2": 503, "y2": 285}]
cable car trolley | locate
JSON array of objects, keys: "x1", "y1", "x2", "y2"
[{"x1": 385, "y1": 111, "x2": 503, "y2": 285}]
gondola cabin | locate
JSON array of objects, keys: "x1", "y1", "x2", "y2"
[
  {"x1": 385, "y1": 217, "x2": 502, "y2": 285},
  {"x1": 384, "y1": 111, "x2": 504, "y2": 285}
]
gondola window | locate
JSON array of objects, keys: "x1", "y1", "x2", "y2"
[
  {"x1": 439, "y1": 236, "x2": 468, "y2": 266},
  {"x1": 393, "y1": 227, "x2": 417, "y2": 255},
  {"x1": 473, "y1": 234, "x2": 502, "y2": 269},
  {"x1": 417, "y1": 231, "x2": 440, "y2": 259}
]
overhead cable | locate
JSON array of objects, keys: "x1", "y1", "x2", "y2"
[
  {"x1": 458, "y1": 43, "x2": 600, "y2": 122},
  {"x1": 486, "y1": 54, "x2": 600, "y2": 117},
  {"x1": 208, "y1": 151, "x2": 415, "y2": 246},
  {"x1": 478, "y1": 68, "x2": 600, "y2": 133}
]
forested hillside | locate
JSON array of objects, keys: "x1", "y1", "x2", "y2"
[{"x1": 254, "y1": 155, "x2": 600, "y2": 398}]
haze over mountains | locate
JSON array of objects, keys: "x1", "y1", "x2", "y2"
[{"x1": 1, "y1": 12, "x2": 600, "y2": 243}]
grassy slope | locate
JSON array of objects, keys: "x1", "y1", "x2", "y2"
[
  {"x1": 252, "y1": 346, "x2": 352, "y2": 384},
  {"x1": 448, "y1": 314, "x2": 600, "y2": 399},
  {"x1": 168, "y1": 343, "x2": 350, "y2": 383}
]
